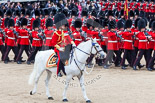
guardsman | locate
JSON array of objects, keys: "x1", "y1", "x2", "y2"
[
  {"x1": 103, "y1": 20, "x2": 121, "y2": 69},
  {"x1": 72, "y1": 18, "x2": 83, "y2": 46},
  {"x1": 86, "y1": 19, "x2": 94, "y2": 40},
  {"x1": 27, "y1": 19, "x2": 44, "y2": 64},
  {"x1": 133, "y1": 19, "x2": 151, "y2": 71},
  {"x1": 81, "y1": 8, "x2": 88, "y2": 32},
  {"x1": 147, "y1": 21, "x2": 155, "y2": 70},
  {"x1": 51, "y1": 13, "x2": 75, "y2": 77},
  {"x1": 121, "y1": 19, "x2": 135, "y2": 69},
  {"x1": 43, "y1": 18, "x2": 54, "y2": 50},
  {"x1": 3, "y1": 19, "x2": 18, "y2": 64},
  {"x1": 41, "y1": 9, "x2": 49, "y2": 29},
  {"x1": 0, "y1": 9, "x2": 4, "y2": 29},
  {"x1": 16, "y1": 18, "x2": 30, "y2": 64}
]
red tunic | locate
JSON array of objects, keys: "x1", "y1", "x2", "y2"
[
  {"x1": 151, "y1": 32, "x2": 155, "y2": 50},
  {"x1": 148, "y1": 31, "x2": 154, "y2": 49},
  {"x1": 0, "y1": 33, "x2": 3, "y2": 45},
  {"x1": 107, "y1": 31, "x2": 119, "y2": 50},
  {"x1": 101, "y1": 28, "x2": 108, "y2": 46},
  {"x1": 72, "y1": 31, "x2": 82, "y2": 46},
  {"x1": 6, "y1": 29, "x2": 16, "y2": 46},
  {"x1": 44, "y1": 29, "x2": 54, "y2": 46},
  {"x1": 137, "y1": 32, "x2": 148, "y2": 50},
  {"x1": 122, "y1": 31, "x2": 134, "y2": 50},
  {"x1": 18, "y1": 29, "x2": 30, "y2": 45},
  {"x1": 31, "y1": 31, "x2": 43, "y2": 47}
]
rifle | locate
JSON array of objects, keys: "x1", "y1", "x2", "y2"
[
  {"x1": 79, "y1": 29, "x2": 87, "y2": 41},
  {"x1": 0, "y1": 28, "x2": 5, "y2": 36}
]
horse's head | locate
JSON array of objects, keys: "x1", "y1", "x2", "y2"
[{"x1": 90, "y1": 38, "x2": 105, "y2": 58}]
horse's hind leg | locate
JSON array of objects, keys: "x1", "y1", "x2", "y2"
[
  {"x1": 30, "y1": 68, "x2": 44, "y2": 95},
  {"x1": 45, "y1": 70, "x2": 54, "y2": 100},
  {"x1": 78, "y1": 75, "x2": 91, "y2": 103},
  {"x1": 62, "y1": 75, "x2": 72, "y2": 102}
]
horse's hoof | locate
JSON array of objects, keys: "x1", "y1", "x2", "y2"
[
  {"x1": 30, "y1": 91, "x2": 33, "y2": 95},
  {"x1": 48, "y1": 97, "x2": 54, "y2": 100},
  {"x1": 62, "y1": 99, "x2": 68, "y2": 102},
  {"x1": 86, "y1": 100, "x2": 92, "y2": 103}
]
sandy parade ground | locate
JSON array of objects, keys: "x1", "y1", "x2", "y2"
[{"x1": 0, "y1": 52, "x2": 155, "y2": 103}]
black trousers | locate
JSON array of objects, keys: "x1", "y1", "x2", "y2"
[
  {"x1": 0, "y1": 45, "x2": 4, "y2": 60},
  {"x1": 27, "y1": 46, "x2": 42, "y2": 62},
  {"x1": 121, "y1": 49, "x2": 135, "y2": 67},
  {"x1": 16, "y1": 45, "x2": 30, "y2": 61},
  {"x1": 101, "y1": 45, "x2": 107, "y2": 53},
  {"x1": 3, "y1": 45, "x2": 18, "y2": 61},
  {"x1": 133, "y1": 49, "x2": 149, "y2": 68},
  {"x1": 148, "y1": 50, "x2": 155, "y2": 68},
  {"x1": 104, "y1": 50, "x2": 121, "y2": 66}
]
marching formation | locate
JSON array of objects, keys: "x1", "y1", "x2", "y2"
[{"x1": 0, "y1": 0, "x2": 155, "y2": 72}]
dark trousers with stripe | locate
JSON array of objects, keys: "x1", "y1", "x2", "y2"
[
  {"x1": 104, "y1": 50, "x2": 121, "y2": 66},
  {"x1": 121, "y1": 49, "x2": 135, "y2": 67},
  {"x1": 16, "y1": 45, "x2": 30, "y2": 61},
  {"x1": 148, "y1": 50, "x2": 155, "y2": 68},
  {"x1": 27, "y1": 46, "x2": 42, "y2": 62},
  {"x1": 3, "y1": 45, "x2": 18, "y2": 61},
  {"x1": 0, "y1": 45, "x2": 4, "y2": 60},
  {"x1": 133, "y1": 49, "x2": 149, "y2": 68}
]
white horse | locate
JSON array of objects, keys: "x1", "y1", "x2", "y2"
[{"x1": 28, "y1": 38, "x2": 105, "y2": 103}]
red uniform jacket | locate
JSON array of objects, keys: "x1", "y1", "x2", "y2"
[
  {"x1": 44, "y1": 29, "x2": 54, "y2": 46},
  {"x1": 122, "y1": 31, "x2": 134, "y2": 50},
  {"x1": 0, "y1": 33, "x2": 3, "y2": 45},
  {"x1": 41, "y1": 18, "x2": 46, "y2": 29},
  {"x1": 148, "y1": 31, "x2": 154, "y2": 49},
  {"x1": 72, "y1": 31, "x2": 82, "y2": 46},
  {"x1": 107, "y1": 31, "x2": 119, "y2": 50},
  {"x1": 101, "y1": 29, "x2": 108, "y2": 46},
  {"x1": 4, "y1": 28, "x2": 8, "y2": 44},
  {"x1": 151, "y1": 32, "x2": 155, "y2": 50},
  {"x1": 137, "y1": 32, "x2": 148, "y2": 49},
  {"x1": 18, "y1": 29, "x2": 30, "y2": 45},
  {"x1": 32, "y1": 31, "x2": 43, "y2": 47},
  {"x1": 6, "y1": 29, "x2": 16, "y2": 46}
]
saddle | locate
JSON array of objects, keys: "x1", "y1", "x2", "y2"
[{"x1": 46, "y1": 44, "x2": 72, "y2": 68}]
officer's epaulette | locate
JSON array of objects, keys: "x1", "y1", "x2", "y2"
[{"x1": 54, "y1": 31, "x2": 61, "y2": 36}]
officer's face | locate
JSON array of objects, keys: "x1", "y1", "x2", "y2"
[
  {"x1": 10, "y1": 26, "x2": 14, "y2": 29},
  {"x1": 23, "y1": 25, "x2": 27, "y2": 29},
  {"x1": 94, "y1": 27, "x2": 98, "y2": 31},
  {"x1": 61, "y1": 25, "x2": 65, "y2": 30},
  {"x1": 35, "y1": 28, "x2": 39, "y2": 31},
  {"x1": 141, "y1": 28, "x2": 145, "y2": 32},
  {"x1": 76, "y1": 28, "x2": 80, "y2": 31},
  {"x1": 48, "y1": 27, "x2": 52, "y2": 30}
]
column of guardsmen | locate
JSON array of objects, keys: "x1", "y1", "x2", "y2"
[{"x1": 0, "y1": 1, "x2": 154, "y2": 71}]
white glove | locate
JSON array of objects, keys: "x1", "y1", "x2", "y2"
[
  {"x1": 58, "y1": 47, "x2": 65, "y2": 51},
  {"x1": 72, "y1": 43, "x2": 76, "y2": 48}
]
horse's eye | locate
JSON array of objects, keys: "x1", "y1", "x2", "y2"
[{"x1": 96, "y1": 46, "x2": 99, "y2": 48}]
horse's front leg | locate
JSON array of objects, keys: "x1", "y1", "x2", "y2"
[
  {"x1": 78, "y1": 75, "x2": 91, "y2": 103},
  {"x1": 45, "y1": 70, "x2": 54, "y2": 100},
  {"x1": 62, "y1": 75, "x2": 72, "y2": 102}
]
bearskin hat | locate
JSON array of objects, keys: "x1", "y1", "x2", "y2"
[
  {"x1": 6, "y1": 9, "x2": 12, "y2": 17},
  {"x1": 129, "y1": 10, "x2": 135, "y2": 17},
  {"x1": 93, "y1": 19, "x2": 100, "y2": 28},
  {"x1": 135, "y1": 18, "x2": 140, "y2": 28},
  {"x1": 125, "y1": 19, "x2": 132, "y2": 29},
  {"x1": 71, "y1": 8, "x2": 78, "y2": 16},
  {"x1": 21, "y1": 9, "x2": 25, "y2": 16},
  {"x1": 134, "y1": 9, "x2": 139, "y2": 16},
  {"x1": 74, "y1": 18, "x2": 82, "y2": 28},
  {"x1": 35, "y1": 9, "x2": 40, "y2": 17},
  {"x1": 21, "y1": 18, "x2": 28, "y2": 27},
  {"x1": 54, "y1": 13, "x2": 67, "y2": 29},
  {"x1": 91, "y1": 10, "x2": 97, "y2": 17},
  {"x1": 120, "y1": 9, "x2": 124, "y2": 16},
  {"x1": 149, "y1": 19, "x2": 155, "y2": 28},
  {"x1": 40, "y1": 9, "x2": 45, "y2": 16},
  {"x1": 62, "y1": 9, "x2": 69, "y2": 18},
  {"x1": 81, "y1": 9, "x2": 88, "y2": 17},
  {"x1": 108, "y1": 20, "x2": 116, "y2": 30},
  {"x1": 0, "y1": 9, "x2": 4, "y2": 17},
  {"x1": 103, "y1": 18, "x2": 109, "y2": 27},
  {"x1": 4, "y1": 18, "x2": 9, "y2": 27},
  {"x1": 98, "y1": 10, "x2": 105, "y2": 18},
  {"x1": 33, "y1": 19, "x2": 40, "y2": 29},
  {"x1": 139, "y1": 11, "x2": 145, "y2": 18},
  {"x1": 108, "y1": 10, "x2": 113, "y2": 16},
  {"x1": 52, "y1": 8, "x2": 57, "y2": 16},
  {"x1": 86, "y1": 19, "x2": 93, "y2": 28},
  {"x1": 44, "y1": 9, "x2": 49, "y2": 16},
  {"x1": 138, "y1": 19, "x2": 146, "y2": 30},
  {"x1": 117, "y1": 20, "x2": 124, "y2": 29},
  {"x1": 152, "y1": 21, "x2": 155, "y2": 31},
  {"x1": 26, "y1": 9, "x2": 31, "y2": 16},
  {"x1": 15, "y1": 10, "x2": 21, "y2": 17},
  {"x1": 46, "y1": 18, "x2": 53, "y2": 28},
  {"x1": 8, "y1": 19, "x2": 15, "y2": 27}
]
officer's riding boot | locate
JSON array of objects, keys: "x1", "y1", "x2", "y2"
[
  {"x1": 95, "y1": 58, "x2": 99, "y2": 64},
  {"x1": 58, "y1": 61, "x2": 64, "y2": 77},
  {"x1": 98, "y1": 59, "x2": 104, "y2": 66},
  {"x1": 86, "y1": 54, "x2": 94, "y2": 68}
]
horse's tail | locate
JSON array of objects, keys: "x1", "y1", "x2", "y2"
[{"x1": 28, "y1": 53, "x2": 39, "y2": 85}]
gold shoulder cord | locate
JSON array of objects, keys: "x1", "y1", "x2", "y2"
[{"x1": 55, "y1": 30, "x2": 64, "y2": 45}]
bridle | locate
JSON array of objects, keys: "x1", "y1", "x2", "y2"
[{"x1": 72, "y1": 41, "x2": 104, "y2": 76}]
